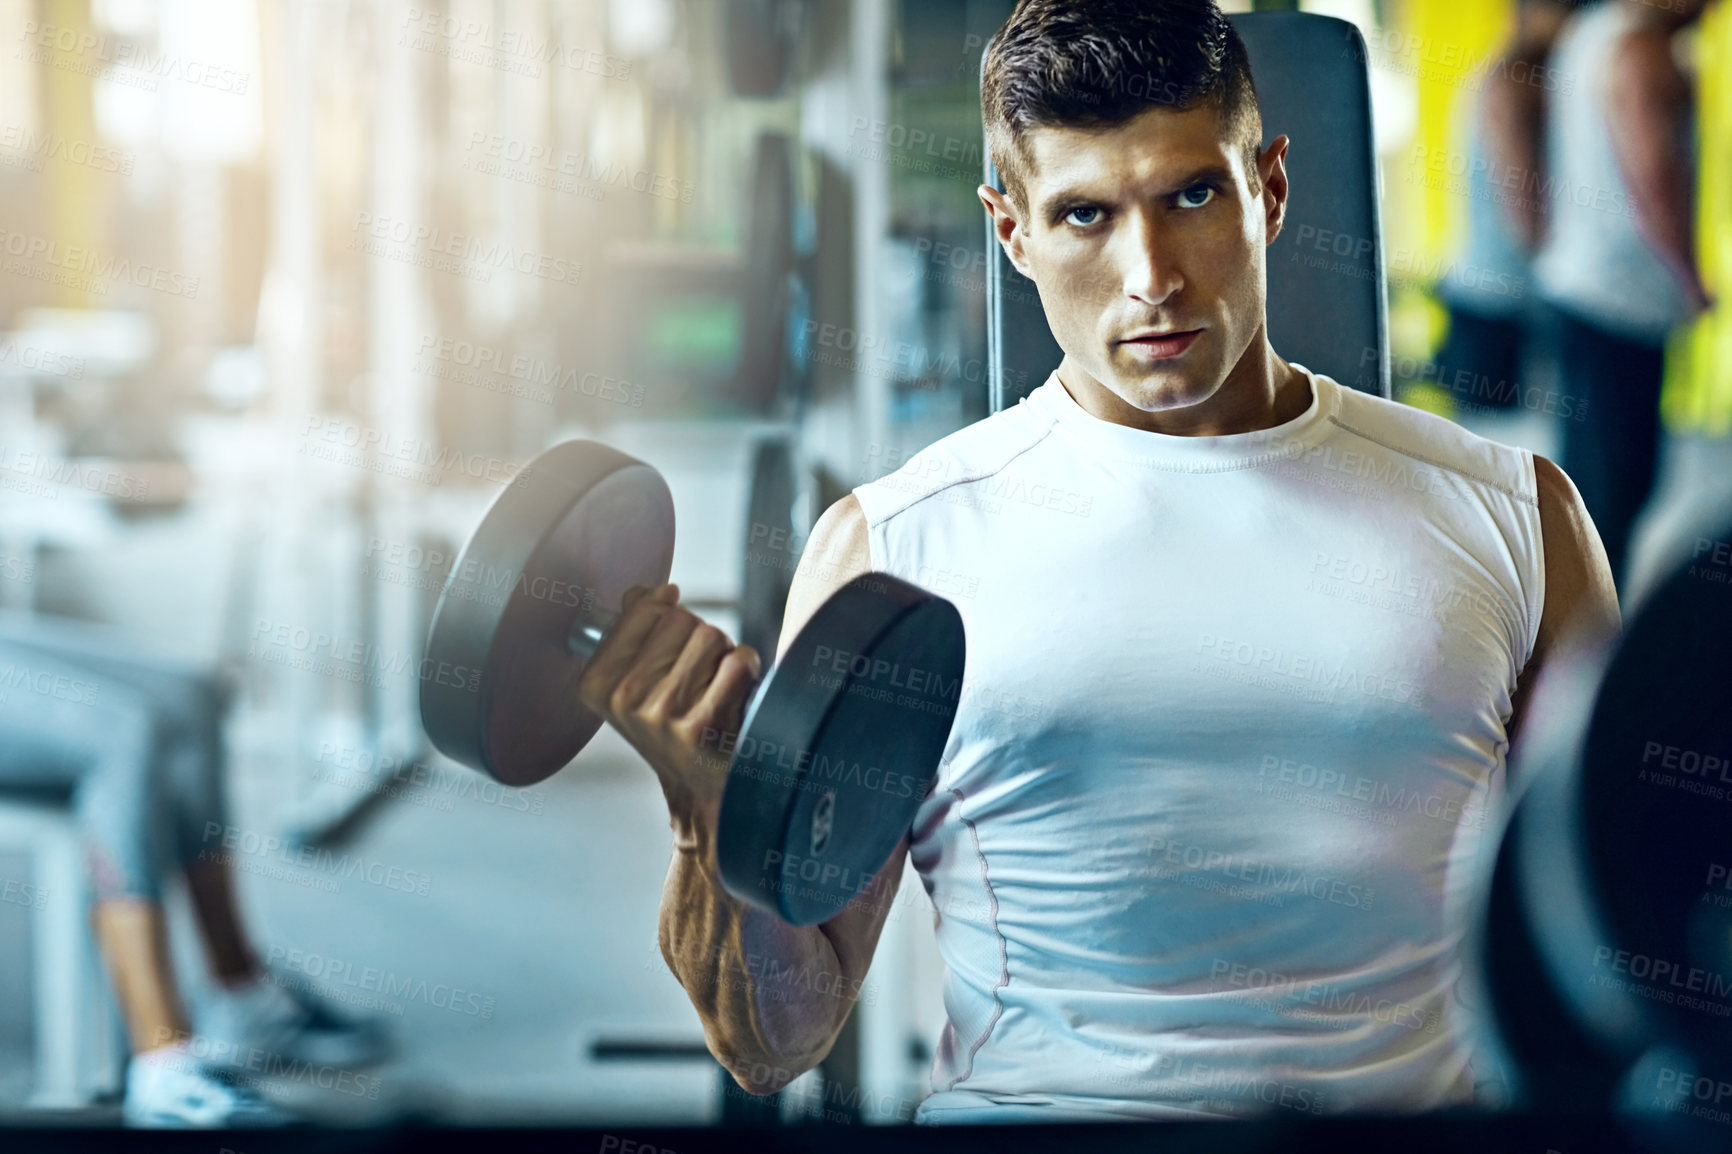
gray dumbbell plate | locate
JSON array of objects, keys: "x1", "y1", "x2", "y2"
[{"x1": 421, "y1": 441, "x2": 675, "y2": 786}]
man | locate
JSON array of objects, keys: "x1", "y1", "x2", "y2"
[
  {"x1": 575, "y1": 0, "x2": 1620, "y2": 1125},
  {"x1": 1531, "y1": 0, "x2": 1713, "y2": 585}
]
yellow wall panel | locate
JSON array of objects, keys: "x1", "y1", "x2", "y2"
[{"x1": 1661, "y1": 0, "x2": 1732, "y2": 435}]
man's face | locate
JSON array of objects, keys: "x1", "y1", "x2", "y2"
[{"x1": 983, "y1": 104, "x2": 1288, "y2": 420}]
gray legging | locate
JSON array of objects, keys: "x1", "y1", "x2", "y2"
[{"x1": 0, "y1": 615, "x2": 228, "y2": 902}]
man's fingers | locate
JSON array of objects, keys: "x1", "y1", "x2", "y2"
[
  {"x1": 620, "y1": 582, "x2": 678, "y2": 610},
  {"x1": 688, "y1": 645, "x2": 762, "y2": 740},
  {"x1": 576, "y1": 583, "x2": 680, "y2": 715},
  {"x1": 609, "y1": 602, "x2": 702, "y2": 715},
  {"x1": 653, "y1": 620, "x2": 736, "y2": 719}
]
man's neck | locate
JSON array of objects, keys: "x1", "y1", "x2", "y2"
[{"x1": 1054, "y1": 335, "x2": 1310, "y2": 438}]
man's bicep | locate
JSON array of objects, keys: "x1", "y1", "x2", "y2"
[
  {"x1": 820, "y1": 833, "x2": 910, "y2": 979},
  {"x1": 778, "y1": 494, "x2": 874, "y2": 663},
  {"x1": 780, "y1": 496, "x2": 903, "y2": 975},
  {"x1": 1533, "y1": 455, "x2": 1621, "y2": 654},
  {"x1": 1508, "y1": 455, "x2": 1621, "y2": 751}
]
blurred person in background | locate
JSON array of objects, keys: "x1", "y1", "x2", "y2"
[
  {"x1": 0, "y1": 616, "x2": 389, "y2": 1127},
  {"x1": 1532, "y1": 0, "x2": 1715, "y2": 586},
  {"x1": 1431, "y1": 0, "x2": 1578, "y2": 416}
]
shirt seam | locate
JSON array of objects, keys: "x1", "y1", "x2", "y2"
[
  {"x1": 944, "y1": 785, "x2": 1009, "y2": 1093},
  {"x1": 1326, "y1": 415, "x2": 1540, "y2": 507},
  {"x1": 872, "y1": 416, "x2": 1060, "y2": 530},
  {"x1": 1520, "y1": 447, "x2": 1546, "y2": 673}
]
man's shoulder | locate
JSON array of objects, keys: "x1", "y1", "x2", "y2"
[
  {"x1": 852, "y1": 391, "x2": 1057, "y2": 525},
  {"x1": 1325, "y1": 377, "x2": 1539, "y2": 507}
]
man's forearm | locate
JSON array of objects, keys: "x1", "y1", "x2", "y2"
[
  {"x1": 657, "y1": 811, "x2": 851, "y2": 1093},
  {"x1": 1626, "y1": 151, "x2": 1703, "y2": 302},
  {"x1": 1609, "y1": 39, "x2": 1706, "y2": 306}
]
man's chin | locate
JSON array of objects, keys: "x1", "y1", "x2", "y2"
[{"x1": 1103, "y1": 364, "x2": 1212, "y2": 413}]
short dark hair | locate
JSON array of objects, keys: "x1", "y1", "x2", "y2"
[{"x1": 982, "y1": 0, "x2": 1263, "y2": 214}]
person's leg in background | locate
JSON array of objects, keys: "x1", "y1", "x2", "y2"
[
  {"x1": 1435, "y1": 302, "x2": 1527, "y2": 418},
  {"x1": 0, "y1": 641, "x2": 290, "y2": 1125},
  {"x1": 93, "y1": 657, "x2": 264, "y2": 989},
  {"x1": 7, "y1": 631, "x2": 392, "y2": 1075},
  {"x1": 0, "y1": 619, "x2": 263, "y2": 985},
  {"x1": 52, "y1": 691, "x2": 186, "y2": 1053},
  {"x1": 1549, "y1": 304, "x2": 1667, "y2": 588}
]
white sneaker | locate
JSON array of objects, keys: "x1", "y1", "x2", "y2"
[
  {"x1": 200, "y1": 971, "x2": 393, "y2": 1070},
  {"x1": 123, "y1": 1046, "x2": 298, "y2": 1128}
]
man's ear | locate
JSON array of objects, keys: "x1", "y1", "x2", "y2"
[
  {"x1": 1258, "y1": 134, "x2": 1291, "y2": 246},
  {"x1": 979, "y1": 184, "x2": 1034, "y2": 279}
]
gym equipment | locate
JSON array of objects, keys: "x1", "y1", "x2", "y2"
[
  {"x1": 739, "y1": 133, "x2": 803, "y2": 411},
  {"x1": 1474, "y1": 525, "x2": 1732, "y2": 1142},
  {"x1": 739, "y1": 437, "x2": 800, "y2": 661},
  {"x1": 419, "y1": 439, "x2": 965, "y2": 925},
  {"x1": 723, "y1": 0, "x2": 803, "y2": 97},
  {"x1": 604, "y1": 131, "x2": 808, "y2": 414},
  {"x1": 983, "y1": 12, "x2": 1391, "y2": 412}
]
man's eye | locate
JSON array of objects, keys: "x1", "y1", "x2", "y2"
[
  {"x1": 1063, "y1": 205, "x2": 1102, "y2": 227},
  {"x1": 1177, "y1": 184, "x2": 1216, "y2": 209}
]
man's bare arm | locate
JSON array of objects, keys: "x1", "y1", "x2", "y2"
[
  {"x1": 1607, "y1": 29, "x2": 1711, "y2": 311},
  {"x1": 1504, "y1": 456, "x2": 1622, "y2": 762},
  {"x1": 654, "y1": 495, "x2": 912, "y2": 1094}
]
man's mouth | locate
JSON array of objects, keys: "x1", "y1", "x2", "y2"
[{"x1": 1119, "y1": 329, "x2": 1202, "y2": 361}]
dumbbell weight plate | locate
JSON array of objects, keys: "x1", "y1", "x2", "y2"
[
  {"x1": 1575, "y1": 552, "x2": 1732, "y2": 1063},
  {"x1": 717, "y1": 573, "x2": 966, "y2": 926},
  {"x1": 421, "y1": 441, "x2": 675, "y2": 787},
  {"x1": 1479, "y1": 537, "x2": 1732, "y2": 1111}
]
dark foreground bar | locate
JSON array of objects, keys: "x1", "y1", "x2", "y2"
[{"x1": 2, "y1": 1113, "x2": 1726, "y2": 1154}]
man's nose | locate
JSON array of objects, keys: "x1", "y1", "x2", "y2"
[{"x1": 1118, "y1": 215, "x2": 1183, "y2": 306}]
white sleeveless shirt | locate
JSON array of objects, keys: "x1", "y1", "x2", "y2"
[{"x1": 852, "y1": 367, "x2": 1544, "y2": 1124}]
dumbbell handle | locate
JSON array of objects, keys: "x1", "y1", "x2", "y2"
[{"x1": 566, "y1": 605, "x2": 620, "y2": 659}]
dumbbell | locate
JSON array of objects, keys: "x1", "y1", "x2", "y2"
[
  {"x1": 418, "y1": 439, "x2": 966, "y2": 926},
  {"x1": 1473, "y1": 531, "x2": 1732, "y2": 1146}
]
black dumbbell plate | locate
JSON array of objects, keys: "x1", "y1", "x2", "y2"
[{"x1": 717, "y1": 573, "x2": 966, "y2": 926}]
